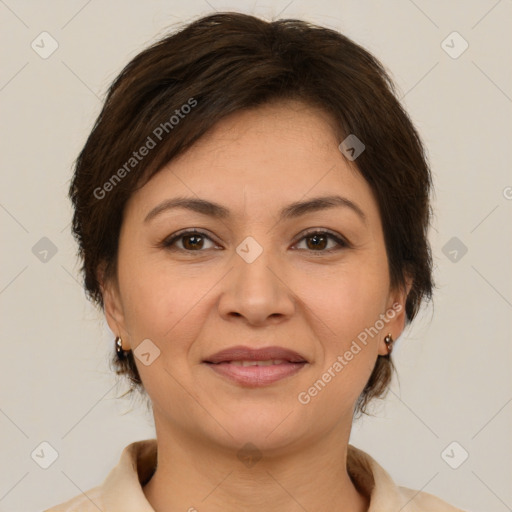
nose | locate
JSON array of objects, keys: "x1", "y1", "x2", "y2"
[{"x1": 217, "y1": 242, "x2": 296, "y2": 326}]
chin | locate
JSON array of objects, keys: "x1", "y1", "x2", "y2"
[{"x1": 215, "y1": 404, "x2": 307, "y2": 450}]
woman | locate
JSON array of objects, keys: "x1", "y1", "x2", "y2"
[{"x1": 46, "y1": 12, "x2": 465, "y2": 511}]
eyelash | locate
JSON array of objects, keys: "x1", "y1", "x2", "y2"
[{"x1": 160, "y1": 228, "x2": 350, "y2": 254}]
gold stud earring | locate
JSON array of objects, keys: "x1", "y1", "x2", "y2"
[
  {"x1": 115, "y1": 336, "x2": 128, "y2": 359},
  {"x1": 384, "y1": 333, "x2": 394, "y2": 354}
]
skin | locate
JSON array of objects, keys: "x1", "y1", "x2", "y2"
[{"x1": 101, "y1": 99, "x2": 410, "y2": 512}]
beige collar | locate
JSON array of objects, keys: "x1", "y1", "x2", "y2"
[{"x1": 100, "y1": 439, "x2": 408, "y2": 510}]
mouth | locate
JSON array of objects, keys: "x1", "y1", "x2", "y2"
[
  {"x1": 203, "y1": 345, "x2": 308, "y2": 387},
  {"x1": 203, "y1": 360, "x2": 307, "y2": 387},
  {"x1": 203, "y1": 345, "x2": 308, "y2": 364},
  {"x1": 209, "y1": 359, "x2": 296, "y2": 366}
]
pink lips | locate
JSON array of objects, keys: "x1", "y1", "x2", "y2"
[
  {"x1": 204, "y1": 345, "x2": 307, "y2": 364},
  {"x1": 203, "y1": 345, "x2": 308, "y2": 387}
]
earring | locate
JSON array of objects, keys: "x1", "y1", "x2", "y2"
[
  {"x1": 384, "y1": 333, "x2": 394, "y2": 354},
  {"x1": 115, "y1": 336, "x2": 128, "y2": 359}
]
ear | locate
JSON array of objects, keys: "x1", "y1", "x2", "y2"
[
  {"x1": 98, "y1": 261, "x2": 131, "y2": 350},
  {"x1": 377, "y1": 277, "x2": 413, "y2": 356}
]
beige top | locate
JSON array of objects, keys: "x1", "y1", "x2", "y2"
[{"x1": 45, "y1": 439, "x2": 465, "y2": 511}]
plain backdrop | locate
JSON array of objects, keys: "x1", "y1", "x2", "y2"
[{"x1": 0, "y1": 1, "x2": 511, "y2": 511}]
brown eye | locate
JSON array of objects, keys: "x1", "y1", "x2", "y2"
[
  {"x1": 162, "y1": 229, "x2": 348, "y2": 254},
  {"x1": 181, "y1": 233, "x2": 205, "y2": 250},
  {"x1": 295, "y1": 230, "x2": 348, "y2": 252},
  {"x1": 305, "y1": 233, "x2": 328, "y2": 250},
  {"x1": 162, "y1": 230, "x2": 217, "y2": 251}
]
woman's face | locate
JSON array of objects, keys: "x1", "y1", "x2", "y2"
[{"x1": 103, "y1": 100, "x2": 408, "y2": 452}]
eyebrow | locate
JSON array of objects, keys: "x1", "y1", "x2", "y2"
[{"x1": 144, "y1": 194, "x2": 367, "y2": 224}]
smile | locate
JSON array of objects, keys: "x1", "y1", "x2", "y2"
[{"x1": 204, "y1": 360, "x2": 307, "y2": 387}]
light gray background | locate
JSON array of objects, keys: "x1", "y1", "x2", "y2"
[{"x1": 1, "y1": 1, "x2": 511, "y2": 511}]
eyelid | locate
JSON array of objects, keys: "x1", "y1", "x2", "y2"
[
  {"x1": 294, "y1": 227, "x2": 350, "y2": 249},
  {"x1": 160, "y1": 227, "x2": 350, "y2": 252},
  {"x1": 161, "y1": 228, "x2": 219, "y2": 248}
]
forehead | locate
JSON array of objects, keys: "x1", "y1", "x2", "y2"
[{"x1": 126, "y1": 100, "x2": 379, "y2": 224}]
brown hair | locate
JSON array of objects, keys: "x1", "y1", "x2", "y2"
[{"x1": 69, "y1": 12, "x2": 433, "y2": 414}]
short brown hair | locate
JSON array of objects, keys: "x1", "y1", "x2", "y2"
[{"x1": 69, "y1": 12, "x2": 433, "y2": 414}]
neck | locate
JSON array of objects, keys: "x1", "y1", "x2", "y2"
[{"x1": 142, "y1": 418, "x2": 369, "y2": 512}]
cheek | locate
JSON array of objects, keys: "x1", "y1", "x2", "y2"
[
  {"x1": 303, "y1": 262, "x2": 389, "y2": 398},
  {"x1": 314, "y1": 261, "x2": 390, "y2": 340},
  {"x1": 117, "y1": 253, "x2": 221, "y2": 356}
]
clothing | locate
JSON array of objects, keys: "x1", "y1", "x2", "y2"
[{"x1": 45, "y1": 439, "x2": 465, "y2": 511}]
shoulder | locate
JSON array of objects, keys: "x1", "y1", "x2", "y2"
[
  {"x1": 396, "y1": 485, "x2": 467, "y2": 511},
  {"x1": 347, "y1": 444, "x2": 467, "y2": 511},
  {"x1": 42, "y1": 486, "x2": 104, "y2": 511},
  {"x1": 42, "y1": 439, "x2": 157, "y2": 512}
]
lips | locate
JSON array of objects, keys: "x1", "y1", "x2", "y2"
[
  {"x1": 203, "y1": 345, "x2": 308, "y2": 364},
  {"x1": 203, "y1": 345, "x2": 308, "y2": 387}
]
